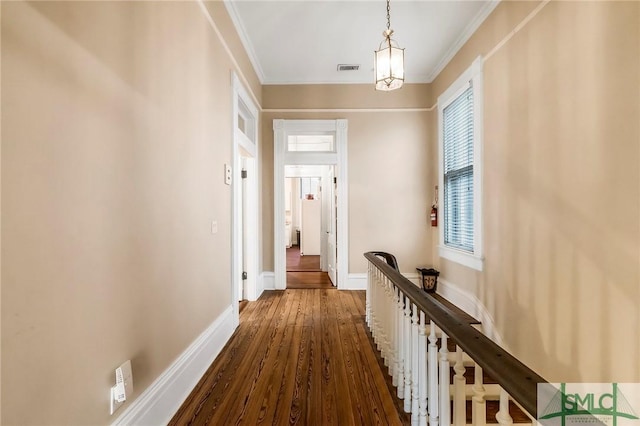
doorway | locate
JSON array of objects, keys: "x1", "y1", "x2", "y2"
[
  {"x1": 232, "y1": 73, "x2": 259, "y2": 326},
  {"x1": 273, "y1": 120, "x2": 348, "y2": 290},
  {"x1": 284, "y1": 168, "x2": 337, "y2": 289}
]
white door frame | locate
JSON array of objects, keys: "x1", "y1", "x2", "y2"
[
  {"x1": 273, "y1": 119, "x2": 348, "y2": 290},
  {"x1": 325, "y1": 167, "x2": 337, "y2": 284},
  {"x1": 232, "y1": 73, "x2": 259, "y2": 325},
  {"x1": 284, "y1": 166, "x2": 330, "y2": 270},
  {"x1": 320, "y1": 168, "x2": 329, "y2": 272}
]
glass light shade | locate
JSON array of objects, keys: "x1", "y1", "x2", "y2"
[{"x1": 375, "y1": 38, "x2": 404, "y2": 91}]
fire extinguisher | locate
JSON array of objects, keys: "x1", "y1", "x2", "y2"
[{"x1": 430, "y1": 185, "x2": 438, "y2": 227}]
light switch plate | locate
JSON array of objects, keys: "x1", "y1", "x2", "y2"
[
  {"x1": 224, "y1": 164, "x2": 232, "y2": 185},
  {"x1": 211, "y1": 220, "x2": 218, "y2": 234}
]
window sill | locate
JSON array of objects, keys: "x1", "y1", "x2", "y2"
[{"x1": 438, "y1": 245, "x2": 484, "y2": 271}]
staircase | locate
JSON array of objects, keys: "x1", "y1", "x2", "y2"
[
  {"x1": 369, "y1": 332, "x2": 532, "y2": 425},
  {"x1": 447, "y1": 365, "x2": 530, "y2": 424},
  {"x1": 364, "y1": 252, "x2": 546, "y2": 426}
]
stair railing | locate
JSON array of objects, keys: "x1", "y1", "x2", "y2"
[{"x1": 365, "y1": 252, "x2": 547, "y2": 426}]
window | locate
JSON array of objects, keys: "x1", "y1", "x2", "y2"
[
  {"x1": 287, "y1": 135, "x2": 335, "y2": 152},
  {"x1": 438, "y1": 57, "x2": 483, "y2": 271},
  {"x1": 443, "y1": 86, "x2": 474, "y2": 251},
  {"x1": 299, "y1": 177, "x2": 320, "y2": 199}
]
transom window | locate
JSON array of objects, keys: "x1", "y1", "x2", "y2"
[{"x1": 287, "y1": 135, "x2": 335, "y2": 152}]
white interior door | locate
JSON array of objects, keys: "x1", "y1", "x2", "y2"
[
  {"x1": 327, "y1": 167, "x2": 337, "y2": 285},
  {"x1": 241, "y1": 158, "x2": 249, "y2": 300},
  {"x1": 320, "y1": 170, "x2": 328, "y2": 271},
  {"x1": 232, "y1": 72, "x2": 259, "y2": 315},
  {"x1": 237, "y1": 160, "x2": 244, "y2": 301}
]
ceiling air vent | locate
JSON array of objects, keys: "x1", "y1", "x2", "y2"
[{"x1": 337, "y1": 64, "x2": 360, "y2": 71}]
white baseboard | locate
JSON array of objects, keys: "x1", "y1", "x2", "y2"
[
  {"x1": 346, "y1": 272, "x2": 421, "y2": 291},
  {"x1": 436, "y1": 278, "x2": 504, "y2": 346},
  {"x1": 364, "y1": 271, "x2": 504, "y2": 346},
  {"x1": 344, "y1": 273, "x2": 367, "y2": 290},
  {"x1": 260, "y1": 271, "x2": 419, "y2": 294},
  {"x1": 260, "y1": 271, "x2": 275, "y2": 291},
  {"x1": 260, "y1": 271, "x2": 366, "y2": 291},
  {"x1": 402, "y1": 272, "x2": 421, "y2": 287},
  {"x1": 112, "y1": 306, "x2": 236, "y2": 426}
]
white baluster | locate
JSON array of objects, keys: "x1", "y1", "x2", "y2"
[
  {"x1": 472, "y1": 363, "x2": 486, "y2": 426},
  {"x1": 428, "y1": 322, "x2": 439, "y2": 426},
  {"x1": 495, "y1": 389, "x2": 513, "y2": 426},
  {"x1": 366, "y1": 263, "x2": 371, "y2": 326},
  {"x1": 370, "y1": 268, "x2": 375, "y2": 337},
  {"x1": 403, "y1": 297, "x2": 412, "y2": 413},
  {"x1": 396, "y1": 291, "x2": 405, "y2": 399},
  {"x1": 371, "y1": 269, "x2": 380, "y2": 350},
  {"x1": 453, "y1": 346, "x2": 466, "y2": 426},
  {"x1": 380, "y1": 276, "x2": 389, "y2": 365},
  {"x1": 418, "y1": 311, "x2": 428, "y2": 426},
  {"x1": 439, "y1": 334, "x2": 450, "y2": 426},
  {"x1": 385, "y1": 277, "x2": 394, "y2": 371},
  {"x1": 391, "y1": 285, "x2": 399, "y2": 386},
  {"x1": 379, "y1": 272, "x2": 384, "y2": 337},
  {"x1": 411, "y1": 304, "x2": 420, "y2": 425},
  {"x1": 369, "y1": 268, "x2": 378, "y2": 343}
]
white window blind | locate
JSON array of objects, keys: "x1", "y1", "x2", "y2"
[{"x1": 443, "y1": 84, "x2": 474, "y2": 252}]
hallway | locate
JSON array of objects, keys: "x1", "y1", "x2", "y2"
[
  {"x1": 286, "y1": 246, "x2": 333, "y2": 289},
  {"x1": 286, "y1": 246, "x2": 320, "y2": 271},
  {"x1": 170, "y1": 289, "x2": 404, "y2": 425}
]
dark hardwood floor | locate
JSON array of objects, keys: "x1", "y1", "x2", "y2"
[
  {"x1": 286, "y1": 246, "x2": 320, "y2": 271},
  {"x1": 286, "y1": 271, "x2": 334, "y2": 289},
  {"x1": 170, "y1": 289, "x2": 404, "y2": 426},
  {"x1": 286, "y1": 246, "x2": 334, "y2": 289}
]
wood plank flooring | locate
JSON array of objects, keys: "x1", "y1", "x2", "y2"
[
  {"x1": 170, "y1": 289, "x2": 404, "y2": 426},
  {"x1": 287, "y1": 246, "x2": 320, "y2": 271},
  {"x1": 286, "y1": 271, "x2": 334, "y2": 289}
]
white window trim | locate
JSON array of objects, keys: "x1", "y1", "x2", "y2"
[{"x1": 437, "y1": 56, "x2": 484, "y2": 271}]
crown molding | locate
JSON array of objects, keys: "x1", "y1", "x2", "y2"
[
  {"x1": 426, "y1": 0, "x2": 500, "y2": 83},
  {"x1": 223, "y1": 0, "x2": 266, "y2": 84}
]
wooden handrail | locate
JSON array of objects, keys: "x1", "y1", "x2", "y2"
[{"x1": 364, "y1": 252, "x2": 547, "y2": 418}]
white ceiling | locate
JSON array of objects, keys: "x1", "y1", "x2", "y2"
[{"x1": 224, "y1": 0, "x2": 499, "y2": 85}]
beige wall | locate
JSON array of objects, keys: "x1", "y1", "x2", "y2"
[
  {"x1": 0, "y1": 3, "x2": 3, "y2": 420},
  {"x1": 263, "y1": 83, "x2": 430, "y2": 110},
  {"x1": 430, "y1": 1, "x2": 639, "y2": 383},
  {"x1": 3, "y1": 2, "x2": 638, "y2": 425},
  {"x1": 202, "y1": 1, "x2": 262, "y2": 106},
  {"x1": 1, "y1": 1, "x2": 258, "y2": 424},
  {"x1": 261, "y1": 85, "x2": 434, "y2": 274}
]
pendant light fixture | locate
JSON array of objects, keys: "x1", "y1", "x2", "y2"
[{"x1": 374, "y1": 0, "x2": 404, "y2": 91}]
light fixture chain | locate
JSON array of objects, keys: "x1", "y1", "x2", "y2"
[
  {"x1": 386, "y1": 0, "x2": 391, "y2": 31},
  {"x1": 375, "y1": 0, "x2": 404, "y2": 91}
]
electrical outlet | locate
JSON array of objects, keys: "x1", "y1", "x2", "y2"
[
  {"x1": 110, "y1": 386, "x2": 124, "y2": 415},
  {"x1": 110, "y1": 360, "x2": 133, "y2": 415}
]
